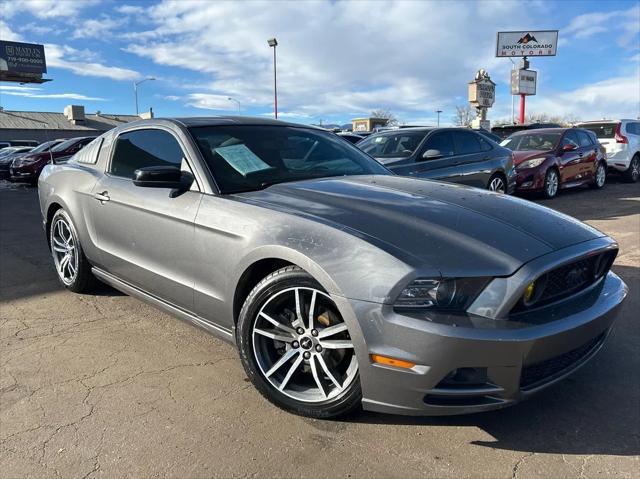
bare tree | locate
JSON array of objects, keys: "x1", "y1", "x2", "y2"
[
  {"x1": 371, "y1": 109, "x2": 399, "y2": 126},
  {"x1": 453, "y1": 105, "x2": 475, "y2": 127}
]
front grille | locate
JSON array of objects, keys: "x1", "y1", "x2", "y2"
[
  {"x1": 512, "y1": 250, "x2": 616, "y2": 313},
  {"x1": 520, "y1": 333, "x2": 606, "y2": 389}
]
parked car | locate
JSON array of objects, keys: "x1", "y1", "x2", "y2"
[
  {"x1": 357, "y1": 127, "x2": 515, "y2": 193},
  {"x1": 0, "y1": 146, "x2": 34, "y2": 178},
  {"x1": 575, "y1": 120, "x2": 639, "y2": 182},
  {"x1": 492, "y1": 123, "x2": 563, "y2": 140},
  {"x1": 10, "y1": 136, "x2": 95, "y2": 184},
  {"x1": 38, "y1": 117, "x2": 626, "y2": 418},
  {"x1": 0, "y1": 139, "x2": 39, "y2": 149},
  {"x1": 501, "y1": 128, "x2": 607, "y2": 198},
  {"x1": 337, "y1": 132, "x2": 364, "y2": 144}
]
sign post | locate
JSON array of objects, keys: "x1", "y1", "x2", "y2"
[
  {"x1": 468, "y1": 69, "x2": 495, "y2": 130},
  {"x1": 496, "y1": 31, "x2": 558, "y2": 124}
]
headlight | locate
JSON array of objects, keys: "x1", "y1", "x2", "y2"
[
  {"x1": 16, "y1": 157, "x2": 37, "y2": 166},
  {"x1": 517, "y1": 157, "x2": 546, "y2": 169},
  {"x1": 394, "y1": 278, "x2": 490, "y2": 311}
]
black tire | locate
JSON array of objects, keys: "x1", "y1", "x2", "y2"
[
  {"x1": 590, "y1": 162, "x2": 606, "y2": 189},
  {"x1": 542, "y1": 168, "x2": 559, "y2": 199},
  {"x1": 487, "y1": 173, "x2": 507, "y2": 193},
  {"x1": 623, "y1": 154, "x2": 639, "y2": 183},
  {"x1": 49, "y1": 209, "x2": 98, "y2": 293},
  {"x1": 236, "y1": 265, "x2": 362, "y2": 418}
]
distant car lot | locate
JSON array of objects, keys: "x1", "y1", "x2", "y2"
[{"x1": 1, "y1": 178, "x2": 638, "y2": 477}]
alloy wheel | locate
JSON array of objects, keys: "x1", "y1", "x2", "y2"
[
  {"x1": 252, "y1": 287, "x2": 358, "y2": 403},
  {"x1": 546, "y1": 170, "x2": 558, "y2": 197},
  {"x1": 488, "y1": 176, "x2": 506, "y2": 193},
  {"x1": 595, "y1": 163, "x2": 606, "y2": 187},
  {"x1": 632, "y1": 158, "x2": 639, "y2": 181},
  {"x1": 51, "y1": 217, "x2": 79, "y2": 285}
]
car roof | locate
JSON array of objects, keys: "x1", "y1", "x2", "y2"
[
  {"x1": 510, "y1": 127, "x2": 571, "y2": 136},
  {"x1": 163, "y1": 116, "x2": 325, "y2": 130}
]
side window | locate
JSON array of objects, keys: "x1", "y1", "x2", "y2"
[
  {"x1": 562, "y1": 130, "x2": 580, "y2": 148},
  {"x1": 110, "y1": 129, "x2": 184, "y2": 179},
  {"x1": 629, "y1": 123, "x2": 640, "y2": 135},
  {"x1": 576, "y1": 130, "x2": 593, "y2": 147},
  {"x1": 478, "y1": 135, "x2": 493, "y2": 152},
  {"x1": 453, "y1": 131, "x2": 482, "y2": 155},
  {"x1": 422, "y1": 132, "x2": 454, "y2": 157}
]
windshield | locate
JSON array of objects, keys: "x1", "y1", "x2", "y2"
[
  {"x1": 578, "y1": 123, "x2": 616, "y2": 139},
  {"x1": 356, "y1": 131, "x2": 427, "y2": 158},
  {"x1": 500, "y1": 132, "x2": 562, "y2": 151},
  {"x1": 189, "y1": 125, "x2": 390, "y2": 194},
  {"x1": 30, "y1": 140, "x2": 58, "y2": 154},
  {"x1": 51, "y1": 138, "x2": 81, "y2": 152}
]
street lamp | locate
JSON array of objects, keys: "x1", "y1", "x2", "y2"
[
  {"x1": 227, "y1": 97, "x2": 241, "y2": 113},
  {"x1": 436, "y1": 109, "x2": 442, "y2": 127},
  {"x1": 134, "y1": 77, "x2": 155, "y2": 116},
  {"x1": 267, "y1": 37, "x2": 278, "y2": 119}
]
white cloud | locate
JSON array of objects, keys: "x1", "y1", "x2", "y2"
[
  {"x1": 0, "y1": 20, "x2": 24, "y2": 41},
  {"x1": 124, "y1": 0, "x2": 520, "y2": 119},
  {"x1": 71, "y1": 16, "x2": 126, "y2": 39},
  {"x1": 116, "y1": 4, "x2": 145, "y2": 15},
  {"x1": 46, "y1": 44, "x2": 141, "y2": 81},
  {"x1": 564, "y1": 4, "x2": 640, "y2": 47},
  {"x1": 0, "y1": 85, "x2": 106, "y2": 101},
  {"x1": 1, "y1": 0, "x2": 99, "y2": 19},
  {"x1": 527, "y1": 74, "x2": 640, "y2": 121},
  {"x1": 18, "y1": 22, "x2": 58, "y2": 36},
  {"x1": 185, "y1": 93, "x2": 238, "y2": 111}
]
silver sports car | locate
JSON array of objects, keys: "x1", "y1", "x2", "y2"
[{"x1": 38, "y1": 117, "x2": 628, "y2": 418}]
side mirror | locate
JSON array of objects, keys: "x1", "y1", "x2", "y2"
[
  {"x1": 561, "y1": 143, "x2": 577, "y2": 152},
  {"x1": 133, "y1": 166, "x2": 192, "y2": 190},
  {"x1": 422, "y1": 149, "x2": 443, "y2": 160}
]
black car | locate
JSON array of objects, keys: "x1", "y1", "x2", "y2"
[
  {"x1": 337, "y1": 132, "x2": 364, "y2": 144},
  {"x1": 356, "y1": 127, "x2": 516, "y2": 193},
  {"x1": 492, "y1": 123, "x2": 563, "y2": 140}
]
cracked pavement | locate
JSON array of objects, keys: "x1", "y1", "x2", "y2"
[{"x1": 1, "y1": 180, "x2": 638, "y2": 478}]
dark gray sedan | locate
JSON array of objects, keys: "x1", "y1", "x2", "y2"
[
  {"x1": 38, "y1": 117, "x2": 626, "y2": 418},
  {"x1": 357, "y1": 127, "x2": 516, "y2": 193}
]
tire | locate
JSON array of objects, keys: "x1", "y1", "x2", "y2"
[
  {"x1": 49, "y1": 209, "x2": 98, "y2": 293},
  {"x1": 542, "y1": 168, "x2": 559, "y2": 199},
  {"x1": 236, "y1": 265, "x2": 362, "y2": 418},
  {"x1": 590, "y1": 162, "x2": 606, "y2": 189},
  {"x1": 623, "y1": 154, "x2": 639, "y2": 183},
  {"x1": 487, "y1": 173, "x2": 507, "y2": 193}
]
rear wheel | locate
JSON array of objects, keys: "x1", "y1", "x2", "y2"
[
  {"x1": 237, "y1": 266, "x2": 361, "y2": 418},
  {"x1": 590, "y1": 162, "x2": 606, "y2": 189},
  {"x1": 49, "y1": 209, "x2": 98, "y2": 293},
  {"x1": 623, "y1": 155, "x2": 639, "y2": 183},
  {"x1": 487, "y1": 174, "x2": 507, "y2": 193},
  {"x1": 542, "y1": 168, "x2": 559, "y2": 199}
]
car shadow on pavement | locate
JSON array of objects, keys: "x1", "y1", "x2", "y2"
[{"x1": 346, "y1": 263, "x2": 639, "y2": 457}]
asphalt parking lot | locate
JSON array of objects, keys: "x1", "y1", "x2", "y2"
[{"x1": 1, "y1": 179, "x2": 638, "y2": 478}]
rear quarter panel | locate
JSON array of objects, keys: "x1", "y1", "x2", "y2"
[{"x1": 38, "y1": 163, "x2": 103, "y2": 265}]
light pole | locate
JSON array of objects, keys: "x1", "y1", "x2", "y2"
[
  {"x1": 436, "y1": 109, "x2": 442, "y2": 127},
  {"x1": 134, "y1": 77, "x2": 155, "y2": 116},
  {"x1": 267, "y1": 37, "x2": 278, "y2": 119},
  {"x1": 227, "y1": 97, "x2": 241, "y2": 113}
]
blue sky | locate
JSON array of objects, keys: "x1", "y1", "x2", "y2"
[{"x1": 1, "y1": 0, "x2": 638, "y2": 126}]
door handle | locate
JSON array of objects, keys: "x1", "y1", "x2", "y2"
[{"x1": 94, "y1": 191, "x2": 110, "y2": 203}]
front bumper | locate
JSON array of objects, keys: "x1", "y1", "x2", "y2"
[
  {"x1": 9, "y1": 167, "x2": 36, "y2": 181},
  {"x1": 338, "y1": 270, "x2": 627, "y2": 416},
  {"x1": 515, "y1": 166, "x2": 545, "y2": 192}
]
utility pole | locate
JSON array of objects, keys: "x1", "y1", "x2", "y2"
[{"x1": 267, "y1": 38, "x2": 278, "y2": 119}]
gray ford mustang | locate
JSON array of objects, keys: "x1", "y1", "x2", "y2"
[{"x1": 38, "y1": 117, "x2": 627, "y2": 418}]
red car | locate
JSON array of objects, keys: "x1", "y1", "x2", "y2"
[
  {"x1": 10, "y1": 136, "x2": 96, "y2": 184},
  {"x1": 501, "y1": 128, "x2": 607, "y2": 198}
]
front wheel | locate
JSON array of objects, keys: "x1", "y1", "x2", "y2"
[
  {"x1": 590, "y1": 162, "x2": 606, "y2": 189},
  {"x1": 542, "y1": 168, "x2": 559, "y2": 199},
  {"x1": 623, "y1": 155, "x2": 639, "y2": 183},
  {"x1": 237, "y1": 266, "x2": 361, "y2": 418},
  {"x1": 487, "y1": 173, "x2": 507, "y2": 193}
]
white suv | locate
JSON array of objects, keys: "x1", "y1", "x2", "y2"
[{"x1": 576, "y1": 120, "x2": 639, "y2": 182}]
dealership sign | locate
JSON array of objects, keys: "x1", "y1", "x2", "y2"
[
  {"x1": 496, "y1": 31, "x2": 558, "y2": 57},
  {"x1": 468, "y1": 70, "x2": 495, "y2": 108},
  {"x1": 0, "y1": 40, "x2": 47, "y2": 74},
  {"x1": 511, "y1": 69, "x2": 537, "y2": 95}
]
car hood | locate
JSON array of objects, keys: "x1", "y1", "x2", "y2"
[
  {"x1": 237, "y1": 175, "x2": 604, "y2": 277},
  {"x1": 374, "y1": 156, "x2": 411, "y2": 166},
  {"x1": 512, "y1": 150, "x2": 554, "y2": 166}
]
